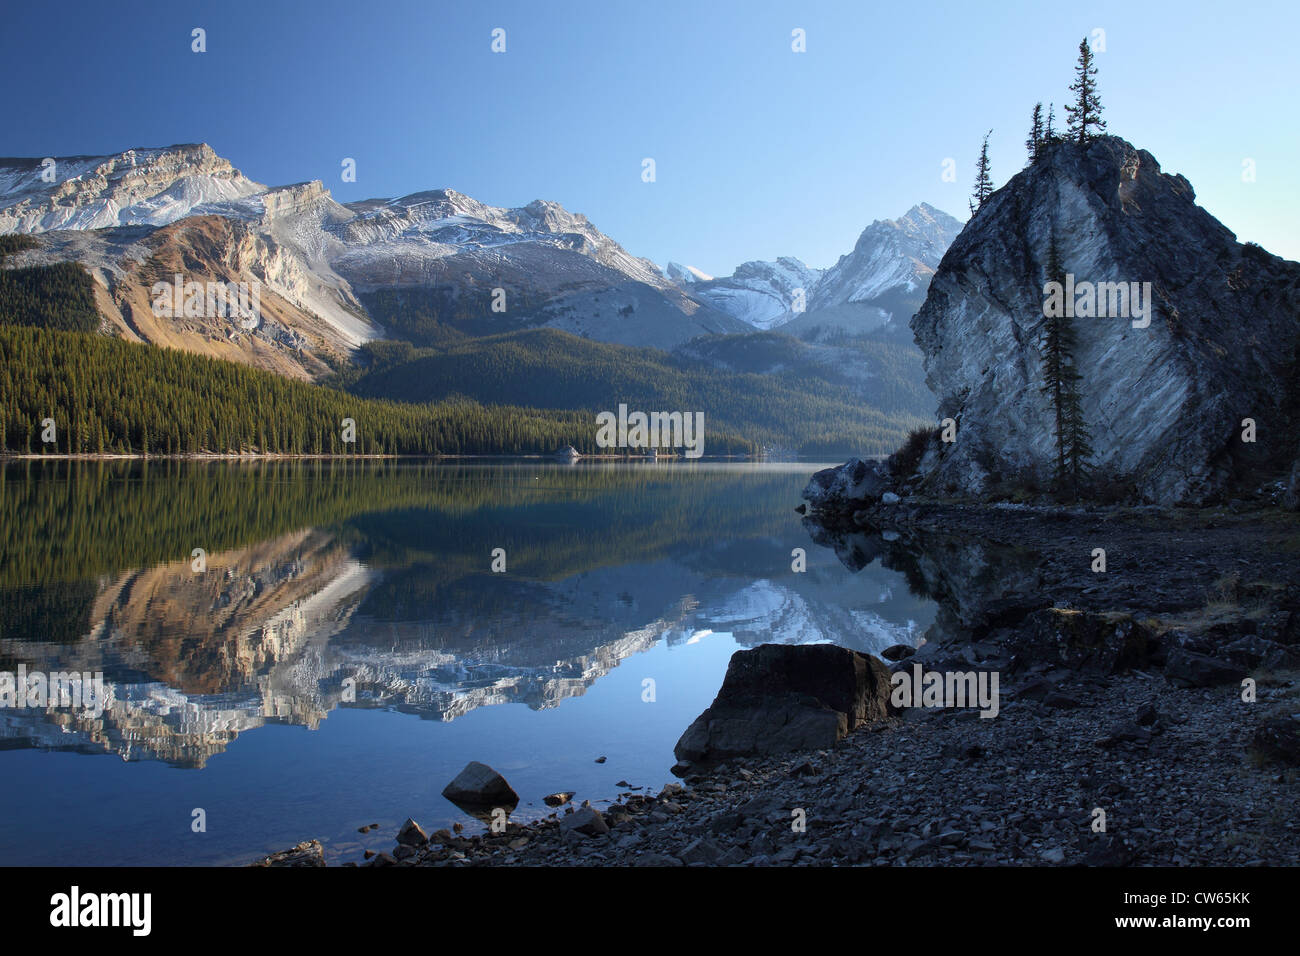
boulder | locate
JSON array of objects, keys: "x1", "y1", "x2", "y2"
[
  {"x1": 1222, "y1": 635, "x2": 1300, "y2": 671},
  {"x1": 1013, "y1": 608, "x2": 1153, "y2": 673},
  {"x1": 1250, "y1": 716, "x2": 1300, "y2": 766},
  {"x1": 1163, "y1": 648, "x2": 1246, "y2": 688},
  {"x1": 441, "y1": 761, "x2": 520, "y2": 808},
  {"x1": 801, "y1": 457, "x2": 892, "y2": 509},
  {"x1": 674, "y1": 643, "x2": 893, "y2": 767}
]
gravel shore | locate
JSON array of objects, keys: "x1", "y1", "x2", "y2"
[{"x1": 257, "y1": 502, "x2": 1300, "y2": 868}]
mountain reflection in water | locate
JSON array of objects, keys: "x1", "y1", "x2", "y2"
[{"x1": 0, "y1": 459, "x2": 934, "y2": 864}]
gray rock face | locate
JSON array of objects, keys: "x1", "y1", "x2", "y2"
[
  {"x1": 674, "y1": 643, "x2": 893, "y2": 766},
  {"x1": 911, "y1": 135, "x2": 1300, "y2": 504},
  {"x1": 441, "y1": 761, "x2": 520, "y2": 808}
]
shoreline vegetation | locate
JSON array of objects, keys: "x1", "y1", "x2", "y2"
[
  {"x1": 0, "y1": 452, "x2": 767, "y2": 461},
  {"x1": 255, "y1": 497, "x2": 1300, "y2": 868}
]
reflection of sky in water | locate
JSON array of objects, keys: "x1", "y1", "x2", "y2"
[{"x1": 0, "y1": 461, "x2": 933, "y2": 865}]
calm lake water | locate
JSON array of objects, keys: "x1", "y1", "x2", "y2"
[{"x1": 0, "y1": 459, "x2": 934, "y2": 866}]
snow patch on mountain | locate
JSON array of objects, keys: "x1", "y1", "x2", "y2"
[{"x1": 668, "y1": 256, "x2": 823, "y2": 330}]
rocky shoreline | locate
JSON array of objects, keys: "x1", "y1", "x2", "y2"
[{"x1": 255, "y1": 497, "x2": 1300, "y2": 868}]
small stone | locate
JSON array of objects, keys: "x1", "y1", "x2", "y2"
[
  {"x1": 560, "y1": 807, "x2": 610, "y2": 837},
  {"x1": 250, "y1": 840, "x2": 326, "y2": 867},
  {"x1": 543, "y1": 791, "x2": 575, "y2": 807},
  {"x1": 679, "y1": 838, "x2": 723, "y2": 865},
  {"x1": 396, "y1": 818, "x2": 428, "y2": 847}
]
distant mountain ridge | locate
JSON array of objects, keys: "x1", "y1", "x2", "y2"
[
  {"x1": 0, "y1": 144, "x2": 750, "y2": 359},
  {"x1": 0, "y1": 142, "x2": 945, "y2": 454},
  {"x1": 1, "y1": 144, "x2": 960, "y2": 363},
  {"x1": 663, "y1": 203, "x2": 963, "y2": 338}
]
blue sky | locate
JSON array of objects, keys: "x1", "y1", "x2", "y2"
[{"x1": 3, "y1": 0, "x2": 1297, "y2": 274}]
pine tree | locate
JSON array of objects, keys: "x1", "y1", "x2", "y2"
[
  {"x1": 1062, "y1": 379, "x2": 1093, "y2": 499},
  {"x1": 1044, "y1": 103, "x2": 1058, "y2": 143},
  {"x1": 1065, "y1": 38, "x2": 1106, "y2": 145},
  {"x1": 1039, "y1": 232, "x2": 1091, "y2": 499},
  {"x1": 1026, "y1": 103, "x2": 1044, "y2": 163},
  {"x1": 969, "y1": 130, "x2": 993, "y2": 216}
]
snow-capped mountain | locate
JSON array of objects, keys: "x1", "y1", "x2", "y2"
[
  {"x1": 663, "y1": 261, "x2": 713, "y2": 284},
  {"x1": 0, "y1": 143, "x2": 960, "y2": 368},
  {"x1": 666, "y1": 203, "x2": 962, "y2": 338},
  {"x1": 810, "y1": 202, "x2": 962, "y2": 310},
  {"x1": 666, "y1": 257, "x2": 823, "y2": 331},
  {"x1": 0, "y1": 144, "x2": 265, "y2": 232},
  {"x1": 784, "y1": 203, "x2": 963, "y2": 340},
  {"x1": 0, "y1": 144, "x2": 748, "y2": 364}
]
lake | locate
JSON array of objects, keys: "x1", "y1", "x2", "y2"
[{"x1": 0, "y1": 459, "x2": 934, "y2": 865}]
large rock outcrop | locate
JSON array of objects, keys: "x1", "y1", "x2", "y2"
[
  {"x1": 911, "y1": 135, "x2": 1300, "y2": 504},
  {"x1": 673, "y1": 643, "x2": 893, "y2": 768}
]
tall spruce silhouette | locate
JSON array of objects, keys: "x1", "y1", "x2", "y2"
[
  {"x1": 970, "y1": 130, "x2": 993, "y2": 215},
  {"x1": 1026, "y1": 103, "x2": 1044, "y2": 163},
  {"x1": 1065, "y1": 38, "x2": 1106, "y2": 145},
  {"x1": 1040, "y1": 232, "x2": 1091, "y2": 498}
]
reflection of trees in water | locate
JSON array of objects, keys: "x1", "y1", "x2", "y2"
[
  {"x1": 0, "y1": 463, "x2": 944, "y2": 766},
  {"x1": 0, "y1": 578, "x2": 99, "y2": 648},
  {"x1": 0, "y1": 458, "x2": 805, "y2": 588}
]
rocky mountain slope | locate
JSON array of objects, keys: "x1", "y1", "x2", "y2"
[{"x1": 909, "y1": 135, "x2": 1300, "y2": 504}]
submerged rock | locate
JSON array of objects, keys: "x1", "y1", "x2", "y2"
[
  {"x1": 250, "y1": 840, "x2": 326, "y2": 867},
  {"x1": 674, "y1": 643, "x2": 893, "y2": 767}
]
